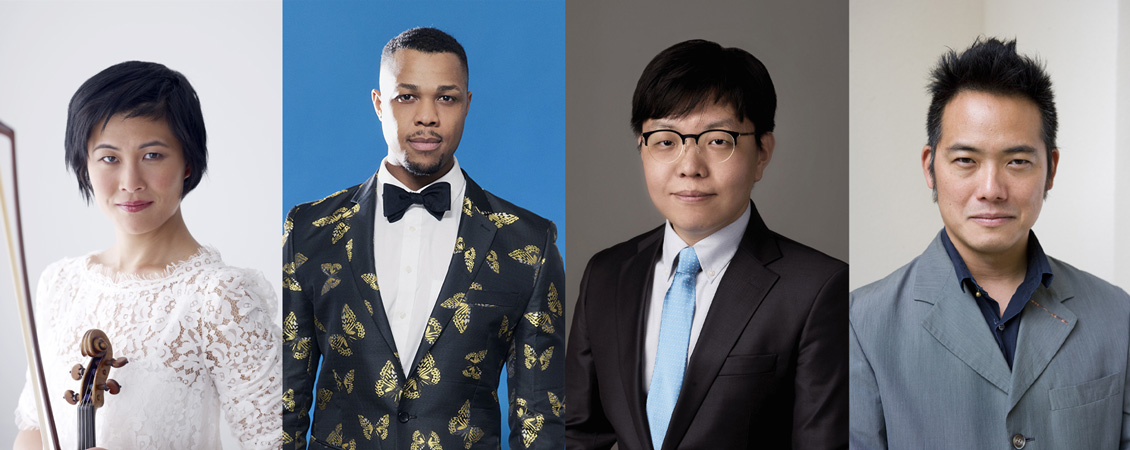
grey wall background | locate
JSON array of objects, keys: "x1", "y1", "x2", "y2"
[
  {"x1": 849, "y1": 0, "x2": 1130, "y2": 290},
  {"x1": 565, "y1": 0, "x2": 849, "y2": 333}
]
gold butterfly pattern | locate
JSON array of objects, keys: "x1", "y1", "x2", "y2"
[
  {"x1": 410, "y1": 430, "x2": 444, "y2": 450},
  {"x1": 332, "y1": 222, "x2": 349, "y2": 245},
  {"x1": 283, "y1": 253, "x2": 307, "y2": 292},
  {"x1": 361, "y1": 273, "x2": 380, "y2": 291},
  {"x1": 359, "y1": 413, "x2": 389, "y2": 440},
  {"x1": 282, "y1": 215, "x2": 293, "y2": 246},
  {"x1": 524, "y1": 311, "x2": 555, "y2": 334},
  {"x1": 548, "y1": 392, "x2": 564, "y2": 417},
  {"x1": 464, "y1": 247, "x2": 476, "y2": 273},
  {"x1": 334, "y1": 369, "x2": 355, "y2": 394},
  {"x1": 448, "y1": 400, "x2": 484, "y2": 449},
  {"x1": 312, "y1": 203, "x2": 360, "y2": 227},
  {"x1": 373, "y1": 360, "x2": 401, "y2": 402},
  {"x1": 509, "y1": 245, "x2": 540, "y2": 266},
  {"x1": 311, "y1": 188, "x2": 347, "y2": 206},
  {"x1": 486, "y1": 250, "x2": 500, "y2": 274},
  {"x1": 547, "y1": 282, "x2": 562, "y2": 317},
  {"x1": 424, "y1": 318, "x2": 443, "y2": 344},
  {"x1": 488, "y1": 212, "x2": 519, "y2": 228},
  {"x1": 326, "y1": 423, "x2": 357, "y2": 450},
  {"x1": 515, "y1": 397, "x2": 544, "y2": 448},
  {"x1": 440, "y1": 293, "x2": 471, "y2": 334},
  {"x1": 282, "y1": 389, "x2": 295, "y2": 412},
  {"x1": 453, "y1": 236, "x2": 465, "y2": 254},
  {"x1": 317, "y1": 388, "x2": 332, "y2": 410},
  {"x1": 404, "y1": 352, "x2": 441, "y2": 400},
  {"x1": 498, "y1": 315, "x2": 513, "y2": 341},
  {"x1": 524, "y1": 344, "x2": 554, "y2": 371},
  {"x1": 346, "y1": 238, "x2": 353, "y2": 261},
  {"x1": 462, "y1": 350, "x2": 487, "y2": 380},
  {"x1": 321, "y1": 263, "x2": 342, "y2": 295}
]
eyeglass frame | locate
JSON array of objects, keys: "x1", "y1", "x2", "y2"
[{"x1": 639, "y1": 128, "x2": 757, "y2": 163}]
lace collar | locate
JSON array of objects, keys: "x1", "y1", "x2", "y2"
[{"x1": 82, "y1": 245, "x2": 224, "y2": 287}]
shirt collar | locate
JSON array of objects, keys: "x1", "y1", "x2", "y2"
[
  {"x1": 659, "y1": 204, "x2": 750, "y2": 282},
  {"x1": 376, "y1": 156, "x2": 466, "y2": 214},
  {"x1": 939, "y1": 228, "x2": 1054, "y2": 292}
]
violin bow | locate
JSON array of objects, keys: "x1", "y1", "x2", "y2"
[{"x1": 0, "y1": 120, "x2": 61, "y2": 450}]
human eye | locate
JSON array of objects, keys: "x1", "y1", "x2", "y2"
[
  {"x1": 98, "y1": 155, "x2": 118, "y2": 164},
  {"x1": 1008, "y1": 158, "x2": 1032, "y2": 167},
  {"x1": 438, "y1": 95, "x2": 458, "y2": 103},
  {"x1": 395, "y1": 94, "x2": 416, "y2": 102},
  {"x1": 143, "y1": 152, "x2": 164, "y2": 160},
  {"x1": 953, "y1": 157, "x2": 975, "y2": 166}
]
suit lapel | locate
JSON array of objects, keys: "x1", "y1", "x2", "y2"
[
  {"x1": 663, "y1": 203, "x2": 779, "y2": 450},
  {"x1": 916, "y1": 237, "x2": 1012, "y2": 394},
  {"x1": 405, "y1": 172, "x2": 497, "y2": 377},
  {"x1": 1008, "y1": 282, "x2": 1076, "y2": 411},
  {"x1": 616, "y1": 228, "x2": 662, "y2": 448},
  {"x1": 343, "y1": 171, "x2": 405, "y2": 376}
]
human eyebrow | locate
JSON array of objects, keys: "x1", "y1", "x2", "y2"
[
  {"x1": 436, "y1": 85, "x2": 463, "y2": 93},
  {"x1": 1002, "y1": 145, "x2": 1038, "y2": 154},
  {"x1": 396, "y1": 83, "x2": 419, "y2": 91},
  {"x1": 91, "y1": 143, "x2": 119, "y2": 151},
  {"x1": 944, "y1": 144, "x2": 981, "y2": 153},
  {"x1": 138, "y1": 140, "x2": 170, "y2": 149}
]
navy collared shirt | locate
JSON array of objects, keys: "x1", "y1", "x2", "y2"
[{"x1": 939, "y1": 229, "x2": 1054, "y2": 369}]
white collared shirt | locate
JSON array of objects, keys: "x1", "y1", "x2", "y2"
[
  {"x1": 642, "y1": 204, "x2": 751, "y2": 392},
  {"x1": 373, "y1": 157, "x2": 466, "y2": 372}
]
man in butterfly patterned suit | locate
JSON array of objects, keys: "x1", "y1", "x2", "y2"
[{"x1": 282, "y1": 27, "x2": 565, "y2": 450}]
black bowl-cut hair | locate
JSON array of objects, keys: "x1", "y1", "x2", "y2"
[
  {"x1": 65, "y1": 60, "x2": 208, "y2": 202},
  {"x1": 631, "y1": 39, "x2": 776, "y2": 149},
  {"x1": 925, "y1": 37, "x2": 1057, "y2": 196}
]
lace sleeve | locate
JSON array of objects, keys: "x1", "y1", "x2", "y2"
[
  {"x1": 13, "y1": 259, "x2": 68, "y2": 431},
  {"x1": 200, "y1": 267, "x2": 282, "y2": 450}
]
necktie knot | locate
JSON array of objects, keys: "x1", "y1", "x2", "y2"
[
  {"x1": 674, "y1": 246, "x2": 700, "y2": 275},
  {"x1": 382, "y1": 181, "x2": 451, "y2": 222}
]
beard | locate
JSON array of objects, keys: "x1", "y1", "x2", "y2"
[{"x1": 401, "y1": 152, "x2": 448, "y2": 176}]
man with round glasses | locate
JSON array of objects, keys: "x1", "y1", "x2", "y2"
[{"x1": 565, "y1": 39, "x2": 848, "y2": 449}]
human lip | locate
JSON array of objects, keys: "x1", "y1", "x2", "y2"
[
  {"x1": 117, "y1": 200, "x2": 152, "y2": 213},
  {"x1": 407, "y1": 135, "x2": 442, "y2": 152},
  {"x1": 969, "y1": 213, "x2": 1015, "y2": 227},
  {"x1": 672, "y1": 191, "x2": 714, "y2": 202}
]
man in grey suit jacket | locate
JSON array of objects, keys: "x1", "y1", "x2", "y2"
[{"x1": 850, "y1": 38, "x2": 1130, "y2": 449}]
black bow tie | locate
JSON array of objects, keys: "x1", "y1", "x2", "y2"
[{"x1": 382, "y1": 182, "x2": 451, "y2": 222}]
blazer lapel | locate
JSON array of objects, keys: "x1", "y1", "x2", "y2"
[
  {"x1": 663, "y1": 203, "x2": 779, "y2": 450},
  {"x1": 405, "y1": 172, "x2": 497, "y2": 377},
  {"x1": 916, "y1": 237, "x2": 1012, "y2": 394},
  {"x1": 616, "y1": 228, "x2": 662, "y2": 448},
  {"x1": 344, "y1": 171, "x2": 405, "y2": 376},
  {"x1": 1008, "y1": 282, "x2": 1076, "y2": 411}
]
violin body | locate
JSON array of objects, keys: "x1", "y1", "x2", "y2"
[{"x1": 63, "y1": 329, "x2": 127, "y2": 450}]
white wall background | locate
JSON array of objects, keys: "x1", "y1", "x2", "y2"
[
  {"x1": 850, "y1": 0, "x2": 1130, "y2": 291},
  {"x1": 0, "y1": 1, "x2": 282, "y2": 447}
]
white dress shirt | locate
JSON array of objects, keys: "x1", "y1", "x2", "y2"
[
  {"x1": 642, "y1": 204, "x2": 751, "y2": 392},
  {"x1": 373, "y1": 157, "x2": 466, "y2": 372}
]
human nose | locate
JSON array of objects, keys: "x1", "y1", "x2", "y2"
[
  {"x1": 415, "y1": 100, "x2": 438, "y2": 127},
  {"x1": 975, "y1": 164, "x2": 1006, "y2": 201},
  {"x1": 676, "y1": 137, "x2": 708, "y2": 177},
  {"x1": 120, "y1": 161, "x2": 144, "y2": 192}
]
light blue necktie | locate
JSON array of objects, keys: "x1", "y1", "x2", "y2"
[{"x1": 646, "y1": 246, "x2": 700, "y2": 450}]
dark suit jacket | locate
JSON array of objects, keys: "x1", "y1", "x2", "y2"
[
  {"x1": 282, "y1": 170, "x2": 565, "y2": 450},
  {"x1": 565, "y1": 203, "x2": 848, "y2": 450}
]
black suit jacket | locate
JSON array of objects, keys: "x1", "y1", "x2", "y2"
[
  {"x1": 282, "y1": 170, "x2": 565, "y2": 450},
  {"x1": 565, "y1": 203, "x2": 847, "y2": 449}
]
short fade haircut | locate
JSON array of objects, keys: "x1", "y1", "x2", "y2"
[
  {"x1": 631, "y1": 39, "x2": 776, "y2": 148},
  {"x1": 65, "y1": 61, "x2": 208, "y2": 202},
  {"x1": 381, "y1": 27, "x2": 468, "y2": 80},
  {"x1": 925, "y1": 37, "x2": 1057, "y2": 196}
]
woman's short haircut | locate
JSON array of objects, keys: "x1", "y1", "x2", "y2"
[
  {"x1": 631, "y1": 39, "x2": 776, "y2": 148},
  {"x1": 65, "y1": 61, "x2": 208, "y2": 201}
]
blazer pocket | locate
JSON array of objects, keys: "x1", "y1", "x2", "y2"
[
  {"x1": 465, "y1": 289, "x2": 524, "y2": 307},
  {"x1": 1049, "y1": 372, "x2": 1124, "y2": 410},
  {"x1": 718, "y1": 354, "x2": 776, "y2": 376}
]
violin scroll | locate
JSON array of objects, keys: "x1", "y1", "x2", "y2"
[{"x1": 67, "y1": 329, "x2": 127, "y2": 409}]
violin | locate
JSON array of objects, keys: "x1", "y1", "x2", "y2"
[{"x1": 63, "y1": 329, "x2": 127, "y2": 450}]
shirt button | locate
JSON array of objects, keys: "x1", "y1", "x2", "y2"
[
  {"x1": 998, "y1": 324, "x2": 1006, "y2": 331},
  {"x1": 708, "y1": 270, "x2": 716, "y2": 277},
  {"x1": 975, "y1": 291, "x2": 982, "y2": 298},
  {"x1": 405, "y1": 266, "x2": 412, "y2": 273},
  {"x1": 1011, "y1": 433, "x2": 1026, "y2": 449},
  {"x1": 398, "y1": 411, "x2": 411, "y2": 423},
  {"x1": 409, "y1": 226, "x2": 416, "y2": 232},
  {"x1": 399, "y1": 312, "x2": 406, "y2": 319}
]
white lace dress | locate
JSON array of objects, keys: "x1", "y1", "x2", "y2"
[{"x1": 14, "y1": 247, "x2": 281, "y2": 449}]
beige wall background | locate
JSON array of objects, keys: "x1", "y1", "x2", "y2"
[
  {"x1": 850, "y1": 0, "x2": 1130, "y2": 291},
  {"x1": 565, "y1": 0, "x2": 850, "y2": 333}
]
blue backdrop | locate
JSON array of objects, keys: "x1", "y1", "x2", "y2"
[{"x1": 283, "y1": 1, "x2": 566, "y2": 447}]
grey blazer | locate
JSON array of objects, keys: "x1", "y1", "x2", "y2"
[{"x1": 850, "y1": 234, "x2": 1130, "y2": 449}]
